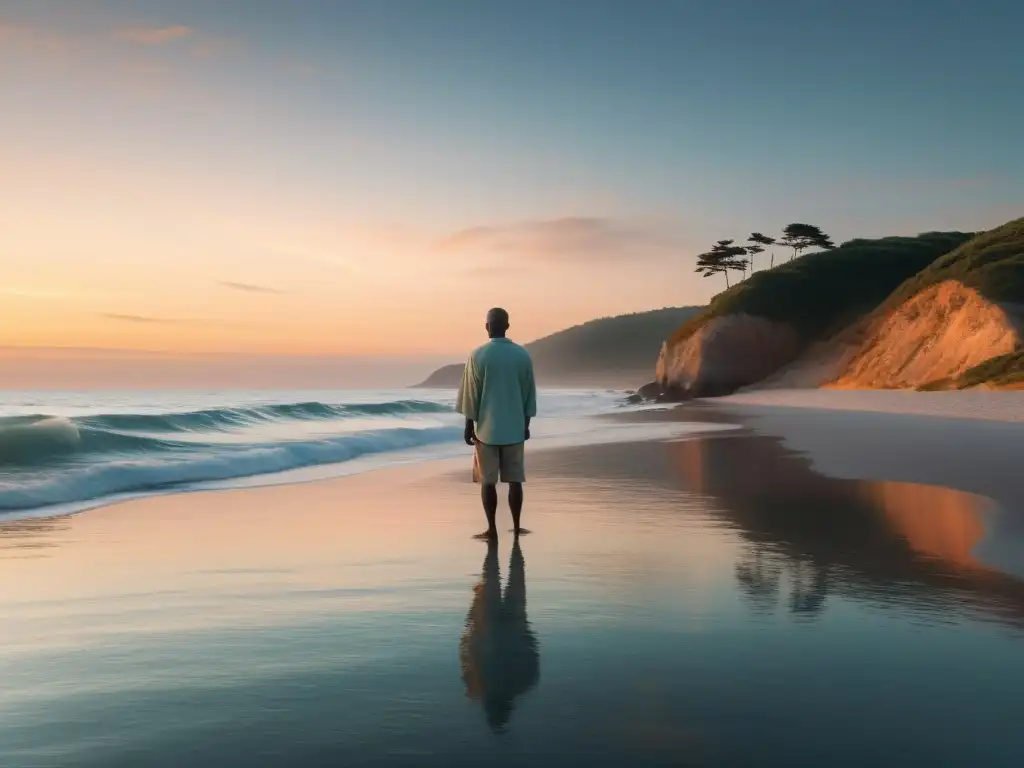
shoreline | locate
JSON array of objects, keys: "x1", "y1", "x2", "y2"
[
  {"x1": 8, "y1": 387, "x2": 1024, "y2": 533},
  {"x1": 7, "y1": 414, "x2": 1022, "y2": 588},
  {"x1": 0, "y1": 413, "x2": 733, "y2": 524},
  {"x1": 9, "y1": 392, "x2": 1024, "y2": 580}
]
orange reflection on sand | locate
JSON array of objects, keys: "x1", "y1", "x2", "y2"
[
  {"x1": 862, "y1": 483, "x2": 986, "y2": 569},
  {"x1": 668, "y1": 434, "x2": 992, "y2": 575}
]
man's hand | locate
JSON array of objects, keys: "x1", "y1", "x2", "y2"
[
  {"x1": 464, "y1": 420, "x2": 476, "y2": 446},
  {"x1": 524, "y1": 417, "x2": 531, "y2": 441}
]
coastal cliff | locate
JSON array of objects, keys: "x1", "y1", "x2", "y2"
[
  {"x1": 650, "y1": 231, "x2": 972, "y2": 397},
  {"x1": 830, "y1": 217, "x2": 1024, "y2": 390},
  {"x1": 654, "y1": 314, "x2": 800, "y2": 397},
  {"x1": 653, "y1": 216, "x2": 1024, "y2": 397}
]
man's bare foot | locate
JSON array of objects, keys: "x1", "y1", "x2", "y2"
[
  {"x1": 511, "y1": 528, "x2": 532, "y2": 537},
  {"x1": 473, "y1": 530, "x2": 498, "y2": 541}
]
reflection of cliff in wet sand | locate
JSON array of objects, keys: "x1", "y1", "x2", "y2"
[
  {"x1": 669, "y1": 434, "x2": 1024, "y2": 625},
  {"x1": 459, "y1": 540, "x2": 540, "y2": 732}
]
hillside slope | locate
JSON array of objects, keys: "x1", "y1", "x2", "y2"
[
  {"x1": 825, "y1": 217, "x2": 1024, "y2": 389},
  {"x1": 414, "y1": 307, "x2": 703, "y2": 388},
  {"x1": 654, "y1": 231, "x2": 973, "y2": 397}
]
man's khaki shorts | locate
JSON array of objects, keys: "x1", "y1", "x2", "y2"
[{"x1": 472, "y1": 442, "x2": 526, "y2": 484}]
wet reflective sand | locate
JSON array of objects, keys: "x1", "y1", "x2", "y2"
[{"x1": 3, "y1": 420, "x2": 1024, "y2": 767}]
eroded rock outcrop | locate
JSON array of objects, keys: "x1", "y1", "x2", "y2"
[{"x1": 655, "y1": 314, "x2": 802, "y2": 397}]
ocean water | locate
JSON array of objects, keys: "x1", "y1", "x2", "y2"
[{"x1": 0, "y1": 388, "x2": 661, "y2": 519}]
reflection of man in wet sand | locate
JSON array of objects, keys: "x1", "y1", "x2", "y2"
[{"x1": 459, "y1": 539, "x2": 540, "y2": 732}]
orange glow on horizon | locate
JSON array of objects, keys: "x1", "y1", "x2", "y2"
[
  {"x1": 1, "y1": 148, "x2": 696, "y2": 359},
  {"x1": 0, "y1": 10, "x2": 708, "y2": 371}
]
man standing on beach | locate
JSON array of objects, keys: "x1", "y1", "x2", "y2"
[{"x1": 456, "y1": 307, "x2": 537, "y2": 540}]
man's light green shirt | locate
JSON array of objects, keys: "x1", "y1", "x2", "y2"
[{"x1": 455, "y1": 338, "x2": 537, "y2": 446}]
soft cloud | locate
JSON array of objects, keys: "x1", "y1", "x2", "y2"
[
  {"x1": 436, "y1": 216, "x2": 681, "y2": 261},
  {"x1": 0, "y1": 286, "x2": 68, "y2": 300},
  {"x1": 1, "y1": 22, "x2": 203, "y2": 67},
  {"x1": 219, "y1": 281, "x2": 285, "y2": 295},
  {"x1": 115, "y1": 25, "x2": 194, "y2": 45},
  {"x1": 99, "y1": 312, "x2": 255, "y2": 329},
  {"x1": 0, "y1": 23, "x2": 69, "y2": 54},
  {"x1": 101, "y1": 312, "x2": 185, "y2": 324}
]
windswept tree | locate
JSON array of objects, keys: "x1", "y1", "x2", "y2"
[
  {"x1": 695, "y1": 249, "x2": 730, "y2": 288},
  {"x1": 714, "y1": 240, "x2": 750, "y2": 283},
  {"x1": 748, "y1": 232, "x2": 777, "y2": 268},
  {"x1": 779, "y1": 223, "x2": 835, "y2": 262},
  {"x1": 696, "y1": 240, "x2": 748, "y2": 289},
  {"x1": 745, "y1": 244, "x2": 764, "y2": 273}
]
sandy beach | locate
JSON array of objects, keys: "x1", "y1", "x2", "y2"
[{"x1": 4, "y1": 397, "x2": 1024, "y2": 767}]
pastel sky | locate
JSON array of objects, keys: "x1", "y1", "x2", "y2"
[{"x1": 2, "y1": 0, "x2": 1022, "y2": 381}]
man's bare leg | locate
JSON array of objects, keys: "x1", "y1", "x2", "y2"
[
  {"x1": 479, "y1": 483, "x2": 499, "y2": 539},
  {"x1": 509, "y1": 482, "x2": 525, "y2": 536}
]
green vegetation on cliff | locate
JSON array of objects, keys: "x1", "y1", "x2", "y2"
[
  {"x1": 880, "y1": 217, "x2": 1024, "y2": 308},
  {"x1": 919, "y1": 350, "x2": 1024, "y2": 391},
  {"x1": 669, "y1": 231, "x2": 974, "y2": 347},
  {"x1": 415, "y1": 306, "x2": 703, "y2": 387}
]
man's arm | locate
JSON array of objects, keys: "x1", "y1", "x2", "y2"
[
  {"x1": 455, "y1": 355, "x2": 481, "y2": 445},
  {"x1": 523, "y1": 356, "x2": 537, "y2": 440}
]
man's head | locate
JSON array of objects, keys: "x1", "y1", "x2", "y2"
[{"x1": 485, "y1": 307, "x2": 510, "y2": 339}]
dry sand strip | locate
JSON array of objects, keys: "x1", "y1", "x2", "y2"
[{"x1": 717, "y1": 388, "x2": 1024, "y2": 423}]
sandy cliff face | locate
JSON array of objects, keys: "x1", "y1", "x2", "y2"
[
  {"x1": 670, "y1": 280, "x2": 1022, "y2": 396},
  {"x1": 827, "y1": 281, "x2": 1022, "y2": 389},
  {"x1": 656, "y1": 314, "x2": 801, "y2": 396},
  {"x1": 747, "y1": 280, "x2": 1023, "y2": 390}
]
